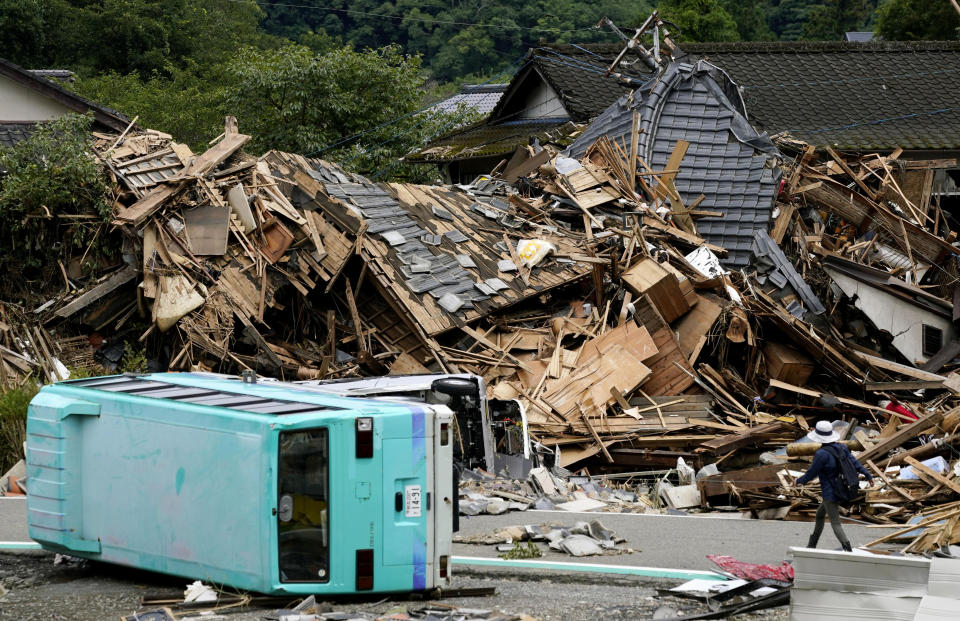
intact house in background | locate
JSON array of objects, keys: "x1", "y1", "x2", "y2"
[
  {"x1": 406, "y1": 45, "x2": 647, "y2": 182},
  {"x1": 0, "y1": 57, "x2": 130, "y2": 147}
]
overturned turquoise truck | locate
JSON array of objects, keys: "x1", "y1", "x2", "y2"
[{"x1": 25, "y1": 372, "x2": 456, "y2": 595}]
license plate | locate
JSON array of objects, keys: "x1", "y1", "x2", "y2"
[{"x1": 404, "y1": 485, "x2": 422, "y2": 518}]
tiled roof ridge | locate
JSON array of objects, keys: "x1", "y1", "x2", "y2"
[
  {"x1": 683, "y1": 40, "x2": 960, "y2": 53},
  {"x1": 538, "y1": 40, "x2": 960, "y2": 57}
]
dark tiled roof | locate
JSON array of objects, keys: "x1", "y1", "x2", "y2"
[
  {"x1": 567, "y1": 60, "x2": 781, "y2": 268},
  {"x1": 0, "y1": 122, "x2": 36, "y2": 148},
  {"x1": 406, "y1": 119, "x2": 581, "y2": 163},
  {"x1": 416, "y1": 41, "x2": 960, "y2": 163},
  {"x1": 679, "y1": 41, "x2": 960, "y2": 151},
  {"x1": 431, "y1": 84, "x2": 507, "y2": 116},
  {"x1": 411, "y1": 46, "x2": 640, "y2": 163},
  {"x1": 500, "y1": 48, "x2": 639, "y2": 120}
]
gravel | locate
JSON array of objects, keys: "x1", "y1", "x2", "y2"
[{"x1": 0, "y1": 551, "x2": 790, "y2": 621}]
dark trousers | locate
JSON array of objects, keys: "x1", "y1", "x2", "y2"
[{"x1": 808, "y1": 500, "x2": 850, "y2": 549}]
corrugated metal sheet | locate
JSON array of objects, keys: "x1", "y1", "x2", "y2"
[{"x1": 116, "y1": 149, "x2": 185, "y2": 191}]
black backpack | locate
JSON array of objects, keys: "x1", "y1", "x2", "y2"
[{"x1": 822, "y1": 443, "x2": 861, "y2": 503}]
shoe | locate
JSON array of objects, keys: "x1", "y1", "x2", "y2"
[
  {"x1": 841, "y1": 542, "x2": 853, "y2": 552},
  {"x1": 807, "y1": 537, "x2": 818, "y2": 549}
]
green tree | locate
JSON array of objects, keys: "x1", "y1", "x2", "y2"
[
  {"x1": 721, "y1": 0, "x2": 775, "y2": 40},
  {"x1": 0, "y1": 0, "x2": 271, "y2": 77},
  {"x1": 767, "y1": 0, "x2": 814, "y2": 40},
  {"x1": 223, "y1": 43, "x2": 474, "y2": 179},
  {"x1": 257, "y1": 0, "x2": 647, "y2": 82},
  {"x1": 0, "y1": 114, "x2": 114, "y2": 275},
  {"x1": 876, "y1": 0, "x2": 959, "y2": 40},
  {"x1": 803, "y1": 0, "x2": 873, "y2": 39},
  {"x1": 0, "y1": 0, "x2": 70, "y2": 69},
  {"x1": 657, "y1": 0, "x2": 741, "y2": 42},
  {"x1": 224, "y1": 44, "x2": 423, "y2": 153},
  {"x1": 75, "y1": 63, "x2": 227, "y2": 151}
]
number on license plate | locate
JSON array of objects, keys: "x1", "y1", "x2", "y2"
[{"x1": 404, "y1": 485, "x2": 422, "y2": 518}]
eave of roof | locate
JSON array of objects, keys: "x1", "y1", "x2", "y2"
[
  {"x1": 407, "y1": 119, "x2": 580, "y2": 163},
  {"x1": 0, "y1": 57, "x2": 130, "y2": 132}
]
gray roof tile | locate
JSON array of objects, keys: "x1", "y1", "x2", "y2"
[{"x1": 567, "y1": 59, "x2": 781, "y2": 268}]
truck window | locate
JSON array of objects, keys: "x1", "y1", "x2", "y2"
[{"x1": 277, "y1": 429, "x2": 329, "y2": 583}]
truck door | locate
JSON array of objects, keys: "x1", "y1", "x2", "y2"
[{"x1": 276, "y1": 428, "x2": 330, "y2": 584}]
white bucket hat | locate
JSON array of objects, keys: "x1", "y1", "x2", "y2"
[{"x1": 807, "y1": 420, "x2": 841, "y2": 444}]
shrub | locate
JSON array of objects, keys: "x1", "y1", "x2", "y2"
[
  {"x1": 0, "y1": 382, "x2": 39, "y2": 474},
  {"x1": 0, "y1": 112, "x2": 115, "y2": 283}
]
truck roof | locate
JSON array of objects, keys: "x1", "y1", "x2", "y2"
[{"x1": 59, "y1": 373, "x2": 426, "y2": 417}]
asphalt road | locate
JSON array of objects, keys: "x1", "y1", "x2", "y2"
[
  {"x1": 1, "y1": 498, "x2": 891, "y2": 620},
  {"x1": 0, "y1": 499, "x2": 28, "y2": 542},
  {"x1": 453, "y1": 509, "x2": 893, "y2": 571},
  {"x1": 3, "y1": 496, "x2": 893, "y2": 571}
]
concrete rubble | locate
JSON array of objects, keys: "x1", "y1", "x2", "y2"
[{"x1": 453, "y1": 519, "x2": 631, "y2": 557}]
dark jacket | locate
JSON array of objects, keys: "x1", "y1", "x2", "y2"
[{"x1": 796, "y1": 442, "x2": 873, "y2": 502}]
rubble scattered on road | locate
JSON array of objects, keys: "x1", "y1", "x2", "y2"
[{"x1": 453, "y1": 520, "x2": 632, "y2": 557}]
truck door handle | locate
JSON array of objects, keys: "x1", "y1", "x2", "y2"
[{"x1": 395, "y1": 492, "x2": 403, "y2": 512}]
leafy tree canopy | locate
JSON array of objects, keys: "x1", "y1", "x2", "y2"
[
  {"x1": 223, "y1": 43, "x2": 481, "y2": 179},
  {"x1": 803, "y1": 0, "x2": 873, "y2": 40},
  {"x1": 875, "y1": 0, "x2": 960, "y2": 40},
  {"x1": 657, "y1": 0, "x2": 740, "y2": 42},
  {"x1": 0, "y1": 0, "x2": 272, "y2": 76}
]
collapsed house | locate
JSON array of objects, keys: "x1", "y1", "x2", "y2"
[{"x1": 3, "y1": 14, "x2": 960, "y2": 557}]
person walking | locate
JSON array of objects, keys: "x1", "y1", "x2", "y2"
[{"x1": 795, "y1": 420, "x2": 874, "y2": 551}]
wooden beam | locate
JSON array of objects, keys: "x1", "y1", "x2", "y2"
[
  {"x1": 904, "y1": 455, "x2": 960, "y2": 496},
  {"x1": 866, "y1": 459, "x2": 914, "y2": 502},
  {"x1": 461, "y1": 325, "x2": 532, "y2": 373},
  {"x1": 865, "y1": 380, "x2": 945, "y2": 391},
  {"x1": 344, "y1": 278, "x2": 365, "y2": 354},
  {"x1": 825, "y1": 146, "x2": 877, "y2": 199},
  {"x1": 53, "y1": 265, "x2": 138, "y2": 319},
  {"x1": 856, "y1": 409, "x2": 946, "y2": 463}
]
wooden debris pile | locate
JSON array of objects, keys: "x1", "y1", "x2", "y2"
[
  {"x1": 426, "y1": 130, "x2": 960, "y2": 547},
  {"x1": 0, "y1": 305, "x2": 73, "y2": 387},
  {"x1": 9, "y1": 111, "x2": 960, "y2": 548}
]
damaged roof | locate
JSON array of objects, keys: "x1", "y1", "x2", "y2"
[
  {"x1": 406, "y1": 119, "x2": 582, "y2": 163},
  {"x1": 263, "y1": 152, "x2": 593, "y2": 336},
  {"x1": 567, "y1": 60, "x2": 782, "y2": 268},
  {"x1": 408, "y1": 46, "x2": 646, "y2": 164},
  {"x1": 489, "y1": 47, "x2": 641, "y2": 122},
  {"x1": 413, "y1": 41, "x2": 960, "y2": 164}
]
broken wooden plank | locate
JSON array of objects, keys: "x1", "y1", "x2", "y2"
[
  {"x1": 904, "y1": 456, "x2": 960, "y2": 497},
  {"x1": 857, "y1": 408, "x2": 947, "y2": 463},
  {"x1": 698, "y1": 421, "x2": 790, "y2": 455},
  {"x1": 115, "y1": 131, "x2": 251, "y2": 225},
  {"x1": 53, "y1": 265, "x2": 138, "y2": 319}
]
